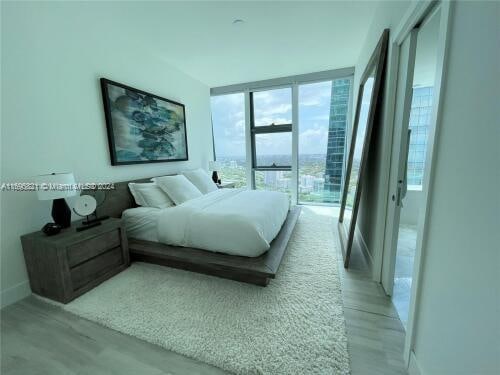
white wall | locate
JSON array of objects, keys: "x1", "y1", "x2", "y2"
[
  {"x1": 1, "y1": 2, "x2": 212, "y2": 307},
  {"x1": 352, "y1": 1, "x2": 500, "y2": 372},
  {"x1": 411, "y1": 2, "x2": 500, "y2": 373},
  {"x1": 352, "y1": 0, "x2": 411, "y2": 275}
]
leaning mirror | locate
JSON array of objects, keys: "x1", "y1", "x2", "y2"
[{"x1": 339, "y1": 29, "x2": 389, "y2": 268}]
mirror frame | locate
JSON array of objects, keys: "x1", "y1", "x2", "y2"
[{"x1": 338, "y1": 29, "x2": 389, "y2": 268}]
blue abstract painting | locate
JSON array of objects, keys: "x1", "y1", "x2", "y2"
[{"x1": 101, "y1": 79, "x2": 188, "y2": 165}]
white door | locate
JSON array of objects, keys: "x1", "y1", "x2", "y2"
[
  {"x1": 381, "y1": 6, "x2": 445, "y2": 331},
  {"x1": 381, "y1": 29, "x2": 418, "y2": 296}
]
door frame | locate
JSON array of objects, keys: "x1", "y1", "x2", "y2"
[
  {"x1": 378, "y1": 0, "x2": 454, "y2": 366},
  {"x1": 381, "y1": 28, "x2": 419, "y2": 296}
]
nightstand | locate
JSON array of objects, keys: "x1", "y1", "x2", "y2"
[
  {"x1": 217, "y1": 181, "x2": 236, "y2": 189},
  {"x1": 21, "y1": 218, "x2": 129, "y2": 304}
]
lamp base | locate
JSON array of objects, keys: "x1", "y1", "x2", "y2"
[
  {"x1": 211, "y1": 171, "x2": 219, "y2": 184},
  {"x1": 52, "y1": 198, "x2": 71, "y2": 228}
]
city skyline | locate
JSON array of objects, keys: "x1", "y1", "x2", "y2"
[{"x1": 211, "y1": 79, "x2": 352, "y2": 204}]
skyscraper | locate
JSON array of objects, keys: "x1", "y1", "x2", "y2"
[
  {"x1": 324, "y1": 79, "x2": 351, "y2": 203},
  {"x1": 407, "y1": 86, "x2": 433, "y2": 187}
]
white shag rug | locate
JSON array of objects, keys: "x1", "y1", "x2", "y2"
[{"x1": 62, "y1": 206, "x2": 350, "y2": 375}]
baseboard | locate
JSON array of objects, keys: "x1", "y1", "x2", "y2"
[
  {"x1": 408, "y1": 350, "x2": 423, "y2": 375},
  {"x1": 1, "y1": 280, "x2": 31, "y2": 309},
  {"x1": 354, "y1": 227, "x2": 373, "y2": 269}
]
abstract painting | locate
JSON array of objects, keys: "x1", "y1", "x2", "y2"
[{"x1": 100, "y1": 78, "x2": 188, "y2": 165}]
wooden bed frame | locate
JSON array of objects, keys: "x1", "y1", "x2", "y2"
[{"x1": 84, "y1": 177, "x2": 301, "y2": 286}]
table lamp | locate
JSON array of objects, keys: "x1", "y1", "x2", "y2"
[
  {"x1": 35, "y1": 172, "x2": 77, "y2": 228},
  {"x1": 208, "y1": 161, "x2": 222, "y2": 184}
]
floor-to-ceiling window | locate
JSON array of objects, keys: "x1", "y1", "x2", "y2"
[
  {"x1": 210, "y1": 93, "x2": 247, "y2": 187},
  {"x1": 251, "y1": 88, "x2": 292, "y2": 195},
  {"x1": 298, "y1": 78, "x2": 351, "y2": 204},
  {"x1": 210, "y1": 70, "x2": 353, "y2": 204}
]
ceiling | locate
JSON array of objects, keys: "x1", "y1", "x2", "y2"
[{"x1": 93, "y1": 1, "x2": 379, "y2": 87}]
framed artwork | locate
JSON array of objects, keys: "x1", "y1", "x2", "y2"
[
  {"x1": 100, "y1": 78, "x2": 188, "y2": 165},
  {"x1": 338, "y1": 29, "x2": 389, "y2": 268}
]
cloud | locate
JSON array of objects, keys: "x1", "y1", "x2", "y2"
[
  {"x1": 310, "y1": 114, "x2": 330, "y2": 121},
  {"x1": 253, "y1": 89, "x2": 292, "y2": 124},
  {"x1": 254, "y1": 92, "x2": 292, "y2": 125},
  {"x1": 211, "y1": 83, "x2": 338, "y2": 157},
  {"x1": 255, "y1": 132, "x2": 292, "y2": 155},
  {"x1": 211, "y1": 94, "x2": 246, "y2": 144},
  {"x1": 299, "y1": 81, "x2": 332, "y2": 107},
  {"x1": 299, "y1": 126, "x2": 329, "y2": 154},
  {"x1": 211, "y1": 93, "x2": 244, "y2": 107},
  {"x1": 256, "y1": 103, "x2": 292, "y2": 116},
  {"x1": 255, "y1": 116, "x2": 290, "y2": 126},
  {"x1": 223, "y1": 118, "x2": 245, "y2": 137},
  {"x1": 299, "y1": 98, "x2": 322, "y2": 107}
]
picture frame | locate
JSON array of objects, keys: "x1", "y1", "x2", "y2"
[
  {"x1": 338, "y1": 29, "x2": 389, "y2": 268},
  {"x1": 100, "y1": 78, "x2": 188, "y2": 165}
]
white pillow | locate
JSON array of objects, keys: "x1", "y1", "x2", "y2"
[
  {"x1": 153, "y1": 175, "x2": 203, "y2": 205},
  {"x1": 128, "y1": 182, "x2": 174, "y2": 209},
  {"x1": 182, "y1": 168, "x2": 218, "y2": 194}
]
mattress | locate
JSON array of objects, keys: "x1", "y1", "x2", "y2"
[
  {"x1": 122, "y1": 188, "x2": 290, "y2": 257},
  {"x1": 122, "y1": 207, "x2": 161, "y2": 242},
  {"x1": 157, "y1": 188, "x2": 290, "y2": 257}
]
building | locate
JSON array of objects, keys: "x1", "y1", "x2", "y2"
[
  {"x1": 324, "y1": 78, "x2": 351, "y2": 203},
  {"x1": 407, "y1": 86, "x2": 433, "y2": 187}
]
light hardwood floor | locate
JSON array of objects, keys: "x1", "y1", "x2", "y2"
[
  {"x1": 339, "y1": 231, "x2": 407, "y2": 375},
  {"x1": 1, "y1": 210, "x2": 407, "y2": 375}
]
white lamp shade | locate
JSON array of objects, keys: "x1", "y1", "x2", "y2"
[
  {"x1": 208, "y1": 161, "x2": 222, "y2": 171},
  {"x1": 35, "y1": 172, "x2": 78, "y2": 200}
]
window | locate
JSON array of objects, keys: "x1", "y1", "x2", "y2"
[
  {"x1": 251, "y1": 88, "x2": 292, "y2": 194},
  {"x1": 252, "y1": 88, "x2": 292, "y2": 126},
  {"x1": 254, "y1": 170, "x2": 292, "y2": 195},
  {"x1": 298, "y1": 79, "x2": 351, "y2": 204},
  {"x1": 407, "y1": 86, "x2": 433, "y2": 188},
  {"x1": 211, "y1": 93, "x2": 247, "y2": 188},
  {"x1": 210, "y1": 69, "x2": 354, "y2": 204},
  {"x1": 254, "y1": 132, "x2": 292, "y2": 167}
]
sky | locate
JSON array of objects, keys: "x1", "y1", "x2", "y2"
[
  {"x1": 211, "y1": 80, "x2": 335, "y2": 158},
  {"x1": 353, "y1": 76, "x2": 374, "y2": 161}
]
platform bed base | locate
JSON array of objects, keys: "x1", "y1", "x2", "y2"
[{"x1": 129, "y1": 206, "x2": 301, "y2": 286}]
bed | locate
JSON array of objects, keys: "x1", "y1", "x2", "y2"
[
  {"x1": 84, "y1": 176, "x2": 301, "y2": 286},
  {"x1": 123, "y1": 188, "x2": 289, "y2": 256}
]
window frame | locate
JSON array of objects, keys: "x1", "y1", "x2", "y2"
[
  {"x1": 211, "y1": 68, "x2": 355, "y2": 205},
  {"x1": 250, "y1": 89, "x2": 293, "y2": 172}
]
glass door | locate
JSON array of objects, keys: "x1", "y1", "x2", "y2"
[
  {"x1": 382, "y1": 7, "x2": 442, "y2": 328},
  {"x1": 381, "y1": 29, "x2": 418, "y2": 298}
]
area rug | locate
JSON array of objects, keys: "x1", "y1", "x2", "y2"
[{"x1": 62, "y1": 206, "x2": 350, "y2": 374}]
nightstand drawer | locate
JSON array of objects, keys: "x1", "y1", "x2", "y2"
[
  {"x1": 71, "y1": 247, "x2": 123, "y2": 290},
  {"x1": 22, "y1": 217, "x2": 129, "y2": 303},
  {"x1": 67, "y1": 229, "x2": 121, "y2": 267}
]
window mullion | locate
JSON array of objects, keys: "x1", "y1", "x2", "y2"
[
  {"x1": 291, "y1": 83, "x2": 299, "y2": 205},
  {"x1": 244, "y1": 90, "x2": 254, "y2": 189},
  {"x1": 251, "y1": 124, "x2": 292, "y2": 134}
]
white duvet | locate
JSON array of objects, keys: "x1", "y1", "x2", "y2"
[{"x1": 157, "y1": 188, "x2": 290, "y2": 257}]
